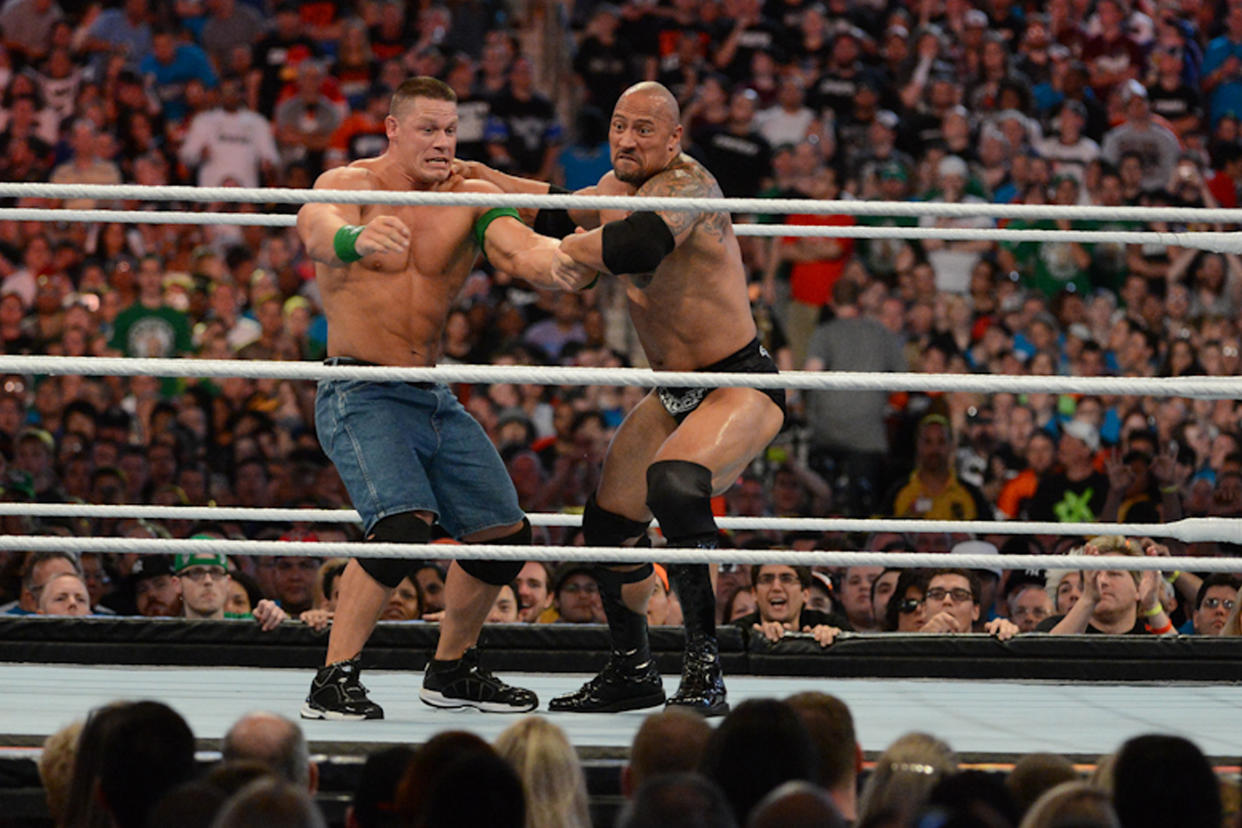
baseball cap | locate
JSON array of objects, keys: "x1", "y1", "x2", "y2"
[
  {"x1": 878, "y1": 160, "x2": 909, "y2": 181},
  {"x1": 552, "y1": 562, "x2": 596, "y2": 594},
  {"x1": 1120, "y1": 78, "x2": 1147, "y2": 101},
  {"x1": 129, "y1": 555, "x2": 174, "y2": 585},
  {"x1": 938, "y1": 155, "x2": 969, "y2": 179},
  {"x1": 875, "y1": 109, "x2": 900, "y2": 130},
  {"x1": 1061, "y1": 418, "x2": 1099, "y2": 451},
  {"x1": 174, "y1": 552, "x2": 228, "y2": 572},
  {"x1": 950, "y1": 540, "x2": 1001, "y2": 580}
]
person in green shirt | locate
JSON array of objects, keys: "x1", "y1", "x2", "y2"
[
  {"x1": 174, "y1": 551, "x2": 288, "y2": 630},
  {"x1": 108, "y1": 255, "x2": 193, "y2": 396}
]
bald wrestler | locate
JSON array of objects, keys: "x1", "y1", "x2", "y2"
[
  {"x1": 465, "y1": 81, "x2": 786, "y2": 715},
  {"x1": 297, "y1": 76, "x2": 592, "y2": 720}
]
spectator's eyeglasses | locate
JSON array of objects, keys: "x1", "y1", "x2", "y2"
[
  {"x1": 757, "y1": 573, "x2": 801, "y2": 586},
  {"x1": 179, "y1": 566, "x2": 227, "y2": 583},
  {"x1": 924, "y1": 587, "x2": 974, "y2": 603},
  {"x1": 1202, "y1": 598, "x2": 1236, "y2": 610},
  {"x1": 897, "y1": 598, "x2": 923, "y2": 614}
]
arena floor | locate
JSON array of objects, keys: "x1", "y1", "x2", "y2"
[{"x1": 2, "y1": 663, "x2": 1241, "y2": 762}]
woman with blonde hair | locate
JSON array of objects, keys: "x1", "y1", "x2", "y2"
[
  {"x1": 495, "y1": 716, "x2": 592, "y2": 828},
  {"x1": 856, "y1": 732, "x2": 957, "y2": 826}
]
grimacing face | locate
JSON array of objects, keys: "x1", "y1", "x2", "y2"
[
  {"x1": 609, "y1": 89, "x2": 682, "y2": 186},
  {"x1": 388, "y1": 96, "x2": 458, "y2": 185}
]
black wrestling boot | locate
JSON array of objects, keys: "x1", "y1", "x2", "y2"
[
  {"x1": 666, "y1": 563, "x2": 729, "y2": 717},
  {"x1": 301, "y1": 657, "x2": 384, "y2": 720},
  {"x1": 419, "y1": 647, "x2": 538, "y2": 713},
  {"x1": 550, "y1": 568, "x2": 666, "y2": 713}
]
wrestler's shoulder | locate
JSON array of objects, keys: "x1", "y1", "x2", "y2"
[
  {"x1": 639, "y1": 155, "x2": 722, "y2": 198},
  {"x1": 313, "y1": 162, "x2": 385, "y2": 191}
]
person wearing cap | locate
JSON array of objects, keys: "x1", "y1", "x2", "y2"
[
  {"x1": 1027, "y1": 418, "x2": 1111, "y2": 523},
  {"x1": 1005, "y1": 571, "x2": 1054, "y2": 632},
  {"x1": 1037, "y1": 99, "x2": 1101, "y2": 185},
  {"x1": 129, "y1": 555, "x2": 182, "y2": 617},
  {"x1": 918, "y1": 155, "x2": 994, "y2": 294},
  {"x1": 882, "y1": 413, "x2": 992, "y2": 521},
  {"x1": 1101, "y1": 79, "x2": 1180, "y2": 192},
  {"x1": 645, "y1": 564, "x2": 682, "y2": 626},
  {"x1": 539, "y1": 564, "x2": 604, "y2": 624},
  {"x1": 731, "y1": 564, "x2": 846, "y2": 647},
  {"x1": 919, "y1": 569, "x2": 1019, "y2": 639},
  {"x1": 174, "y1": 551, "x2": 290, "y2": 630}
]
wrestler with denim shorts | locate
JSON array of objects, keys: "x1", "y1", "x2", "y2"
[
  {"x1": 463, "y1": 82, "x2": 786, "y2": 715},
  {"x1": 295, "y1": 76, "x2": 592, "y2": 720}
]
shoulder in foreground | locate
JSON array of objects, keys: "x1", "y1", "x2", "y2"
[
  {"x1": 454, "y1": 178, "x2": 505, "y2": 196},
  {"x1": 637, "y1": 155, "x2": 723, "y2": 199},
  {"x1": 313, "y1": 164, "x2": 382, "y2": 191}
]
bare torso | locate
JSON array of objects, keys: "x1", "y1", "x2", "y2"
[
  {"x1": 316, "y1": 158, "x2": 485, "y2": 367},
  {"x1": 607, "y1": 154, "x2": 756, "y2": 371}
]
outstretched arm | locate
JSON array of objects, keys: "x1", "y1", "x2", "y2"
[
  {"x1": 296, "y1": 167, "x2": 411, "y2": 266},
  {"x1": 480, "y1": 204, "x2": 596, "y2": 291},
  {"x1": 456, "y1": 159, "x2": 602, "y2": 228}
]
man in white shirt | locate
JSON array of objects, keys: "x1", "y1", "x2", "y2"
[{"x1": 180, "y1": 75, "x2": 279, "y2": 188}]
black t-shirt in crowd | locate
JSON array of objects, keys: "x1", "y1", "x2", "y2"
[
  {"x1": 1035, "y1": 614, "x2": 1147, "y2": 634},
  {"x1": 1026, "y1": 470, "x2": 1110, "y2": 523},
  {"x1": 691, "y1": 126, "x2": 772, "y2": 198}
]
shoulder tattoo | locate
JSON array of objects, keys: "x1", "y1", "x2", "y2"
[{"x1": 638, "y1": 163, "x2": 729, "y2": 240}]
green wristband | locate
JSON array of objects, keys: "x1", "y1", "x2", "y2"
[{"x1": 333, "y1": 224, "x2": 365, "y2": 263}]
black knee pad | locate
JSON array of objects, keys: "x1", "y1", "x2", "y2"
[
  {"x1": 459, "y1": 518, "x2": 530, "y2": 586},
  {"x1": 358, "y1": 512, "x2": 432, "y2": 588},
  {"x1": 645, "y1": 460, "x2": 717, "y2": 545},
  {"x1": 593, "y1": 562, "x2": 654, "y2": 592},
  {"x1": 583, "y1": 495, "x2": 651, "y2": 547}
]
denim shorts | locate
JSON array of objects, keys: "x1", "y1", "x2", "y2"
[{"x1": 315, "y1": 379, "x2": 523, "y2": 538}]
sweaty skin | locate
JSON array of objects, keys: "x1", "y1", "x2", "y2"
[{"x1": 297, "y1": 90, "x2": 591, "y2": 668}]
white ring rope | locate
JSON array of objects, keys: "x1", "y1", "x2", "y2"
[
  {"x1": 5, "y1": 534, "x2": 1241, "y2": 572},
  {"x1": 2, "y1": 355, "x2": 1240, "y2": 399},
  {"x1": 6, "y1": 207, "x2": 1242, "y2": 253},
  {"x1": 7, "y1": 181, "x2": 1242, "y2": 223},
  {"x1": 11, "y1": 503, "x2": 1242, "y2": 545}
]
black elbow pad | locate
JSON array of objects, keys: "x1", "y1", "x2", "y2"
[
  {"x1": 601, "y1": 211, "x2": 676, "y2": 275},
  {"x1": 533, "y1": 185, "x2": 578, "y2": 238}
]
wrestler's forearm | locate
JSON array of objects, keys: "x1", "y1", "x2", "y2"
[
  {"x1": 297, "y1": 205, "x2": 353, "y2": 265},
  {"x1": 498, "y1": 236, "x2": 563, "y2": 288},
  {"x1": 560, "y1": 228, "x2": 609, "y2": 273},
  {"x1": 462, "y1": 160, "x2": 551, "y2": 196}
]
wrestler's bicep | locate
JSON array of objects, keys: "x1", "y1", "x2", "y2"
[{"x1": 638, "y1": 166, "x2": 721, "y2": 247}]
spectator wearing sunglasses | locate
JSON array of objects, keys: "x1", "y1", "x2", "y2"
[
  {"x1": 883, "y1": 569, "x2": 928, "y2": 632},
  {"x1": 919, "y1": 568, "x2": 1019, "y2": 640},
  {"x1": 1185, "y1": 574, "x2": 1240, "y2": 635}
]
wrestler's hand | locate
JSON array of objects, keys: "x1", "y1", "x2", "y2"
[
  {"x1": 354, "y1": 215, "x2": 411, "y2": 257},
  {"x1": 451, "y1": 159, "x2": 480, "y2": 179},
  {"x1": 551, "y1": 244, "x2": 597, "y2": 290},
  {"x1": 253, "y1": 598, "x2": 289, "y2": 632}
]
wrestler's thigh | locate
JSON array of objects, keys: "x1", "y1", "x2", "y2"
[
  {"x1": 655, "y1": 387, "x2": 784, "y2": 494},
  {"x1": 596, "y1": 391, "x2": 677, "y2": 520}
]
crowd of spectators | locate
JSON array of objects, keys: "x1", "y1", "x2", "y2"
[
  {"x1": 34, "y1": 693, "x2": 1239, "y2": 827},
  {"x1": 0, "y1": 0, "x2": 1241, "y2": 636}
]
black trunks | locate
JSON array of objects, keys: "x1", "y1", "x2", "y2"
[{"x1": 655, "y1": 337, "x2": 787, "y2": 424}]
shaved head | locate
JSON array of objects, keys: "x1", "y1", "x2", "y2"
[{"x1": 616, "y1": 82, "x2": 681, "y2": 125}]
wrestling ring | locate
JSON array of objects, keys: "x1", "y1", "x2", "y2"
[{"x1": 2, "y1": 183, "x2": 1242, "y2": 820}]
